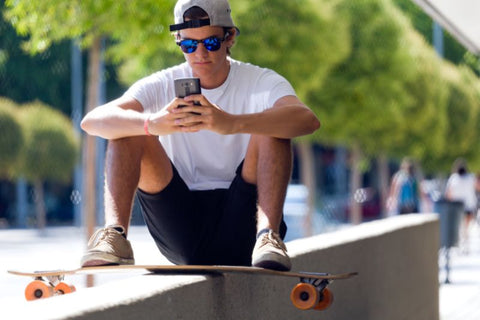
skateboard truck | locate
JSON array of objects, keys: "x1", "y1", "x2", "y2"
[
  {"x1": 290, "y1": 275, "x2": 334, "y2": 310},
  {"x1": 24, "y1": 272, "x2": 76, "y2": 301}
]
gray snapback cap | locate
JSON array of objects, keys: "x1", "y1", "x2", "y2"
[{"x1": 169, "y1": 0, "x2": 239, "y2": 32}]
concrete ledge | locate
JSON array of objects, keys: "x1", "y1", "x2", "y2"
[{"x1": 10, "y1": 214, "x2": 439, "y2": 320}]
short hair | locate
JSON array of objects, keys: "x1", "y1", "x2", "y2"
[
  {"x1": 452, "y1": 158, "x2": 468, "y2": 175},
  {"x1": 183, "y1": 6, "x2": 208, "y2": 21}
]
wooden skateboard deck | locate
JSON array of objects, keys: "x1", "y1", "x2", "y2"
[{"x1": 8, "y1": 265, "x2": 358, "y2": 310}]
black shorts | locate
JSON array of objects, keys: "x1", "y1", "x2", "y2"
[{"x1": 136, "y1": 162, "x2": 287, "y2": 266}]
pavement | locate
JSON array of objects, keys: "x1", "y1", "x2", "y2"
[
  {"x1": 0, "y1": 226, "x2": 171, "y2": 308},
  {"x1": 1, "y1": 221, "x2": 480, "y2": 319},
  {"x1": 438, "y1": 222, "x2": 480, "y2": 320}
]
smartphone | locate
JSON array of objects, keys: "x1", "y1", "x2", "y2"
[
  {"x1": 174, "y1": 78, "x2": 201, "y2": 115},
  {"x1": 174, "y1": 77, "x2": 201, "y2": 98}
]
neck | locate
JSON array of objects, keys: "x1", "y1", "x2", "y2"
[{"x1": 194, "y1": 58, "x2": 231, "y2": 89}]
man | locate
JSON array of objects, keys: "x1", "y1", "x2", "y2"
[{"x1": 80, "y1": 0, "x2": 320, "y2": 271}]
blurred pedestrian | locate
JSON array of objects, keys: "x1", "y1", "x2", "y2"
[
  {"x1": 387, "y1": 158, "x2": 420, "y2": 215},
  {"x1": 445, "y1": 158, "x2": 477, "y2": 252},
  {"x1": 475, "y1": 172, "x2": 480, "y2": 225}
]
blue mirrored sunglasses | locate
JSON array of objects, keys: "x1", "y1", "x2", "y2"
[{"x1": 177, "y1": 35, "x2": 226, "y2": 54}]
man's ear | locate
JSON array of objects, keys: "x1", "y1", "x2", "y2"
[
  {"x1": 226, "y1": 28, "x2": 236, "y2": 46},
  {"x1": 174, "y1": 32, "x2": 181, "y2": 41}
]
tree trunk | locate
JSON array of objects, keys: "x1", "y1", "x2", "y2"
[
  {"x1": 378, "y1": 154, "x2": 390, "y2": 218},
  {"x1": 71, "y1": 39, "x2": 83, "y2": 227},
  {"x1": 33, "y1": 179, "x2": 46, "y2": 234},
  {"x1": 350, "y1": 143, "x2": 362, "y2": 225},
  {"x1": 16, "y1": 177, "x2": 28, "y2": 228},
  {"x1": 82, "y1": 36, "x2": 102, "y2": 287},
  {"x1": 297, "y1": 141, "x2": 316, "y2": 237}
]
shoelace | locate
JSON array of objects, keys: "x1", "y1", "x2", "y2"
[
  {"x1": 260, "y1": 231, "x2": 287, "y2": 252},
  {"x1": 87, "y1": 227, "x2": 122, "y2": 247}
]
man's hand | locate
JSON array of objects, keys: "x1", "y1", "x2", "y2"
[
  {"x1": 165, "y1": 94, "x2": 236, "y2": 135},
  {"x1": 147, "y1": 94, "x2": 320, "y2": 139}
]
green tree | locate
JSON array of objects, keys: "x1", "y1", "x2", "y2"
[
  {"x1": 391, "y1": 1, "x2": 480, "y2": 173},
  {"x1": 4, "y1": 0, "x2": 172, "y2": 238},
  {"x1": 232, "y1": 0, "x2": 350, "y2": 99},
  {"x1": 389, "y1": 31, "x2": 449, "y2": 172},
  {"x1": 307, "y1": 0, "x2": 418, "y2": 223},
  {"x1": 4, "y1": 0, "x2": 177, "y2": 87},
  {"x1": 467, "y1": 71, "x2": 480, "y2": 170},
  {"x1": 312, "y1": 0, "x2": 416, "y2": 151},
  {"x1": 4, "y1": 0, "x2": 174, "y2": 57},
  {"x1": 0, "y1": 98, "x2": 23, "y2": 176},
  {"x1": 0, "y1": 4, "x2": 71, "y2": 114},
  {"x1": 16, "y1": 101, "x2": 79, "y2": 230},
  {"x1": 431, "y1": 64, "x2": 480, "y2": 173}
]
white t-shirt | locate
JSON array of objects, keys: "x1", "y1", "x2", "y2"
[
  {"x1": 446, "y1": 173, "x2": 477, "y2": 211},
  {"x1": 124, "y1": 58, "x2": 296, "y2": 190}
]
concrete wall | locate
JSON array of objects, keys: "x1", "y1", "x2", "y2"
[{"x1": 12, "y1": 214, "x2": 439, "y2": 320}]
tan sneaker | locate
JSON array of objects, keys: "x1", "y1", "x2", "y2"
[
  {"x1": 81, "y1": 225, "x2": 135, "y2": 267},
  {"x1": 252, "y1": 229, "x2": 291, "y2": 271}
]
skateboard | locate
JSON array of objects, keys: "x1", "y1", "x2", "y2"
[{"x1": 8, "y1": 265, "x2": 357, "y2": 311}]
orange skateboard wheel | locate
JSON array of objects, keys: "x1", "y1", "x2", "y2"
[
  {"x1": 314, "y1": 287, "x2": 334, "y2": 310},
  {"x1": 54, "y1": 282, "x2": 76, "y2": 295},
  {"x1": 290, "y1": 283, "x2": 318, "y2": 310},
  {"x1": 25, "y1": 280, "x2": 54, "y2": 301}
]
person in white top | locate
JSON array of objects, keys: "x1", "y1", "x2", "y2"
[
  {"x1": 445, "y1": 158, "x2": 477, "y2": 251},
  {"x1": 79, "y1": 0, "x2": 320, "y2": 271}
]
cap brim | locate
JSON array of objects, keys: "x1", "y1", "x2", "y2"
[
  {"x1": 169, "y1": 18, "x2": 240, "y2": 36},
  {"x1": 169, "y1": 19, "x2": 211, "y2": 32}
]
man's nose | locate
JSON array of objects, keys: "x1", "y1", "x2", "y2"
[{"x1": 194, "y1": 43, "x2": 209, "y2": 57}]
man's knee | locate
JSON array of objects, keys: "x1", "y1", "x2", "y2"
[
  {"x1": 257, "y1": 136, "x2": 292, "y2": 164},
  {"x1": 107, "y1": 135, "x2": 149, "y2": 152},
  {"x1": 243, "y1": 136, "x2": 292, "y2": 183},
  {"x1": 251, "y1": 135, "x2": 291, "y2": 148}
]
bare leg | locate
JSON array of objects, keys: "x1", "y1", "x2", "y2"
[
  {"x1": 245, "y1": 135, "x2": 293, "y2": 270},
  {"x1": 82, "y1": 135, "x2": 175, "y2": 266},
  {"x1": 104, "y1": 136, "x2": 172, "y2": 234},
  {"x1": 462, "y1": 213, "x2": 473, "y2": 253},
  {"x1": 242, "y1": 135, "x2": 293, "y2": 234}
]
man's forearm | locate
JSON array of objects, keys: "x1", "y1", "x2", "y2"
[
  {"x1": 234, "y1": 104, "x2": 320, "y2": 139},
  {"x1": 81, "y1": 105, "x2": 148, "y2": 140}
]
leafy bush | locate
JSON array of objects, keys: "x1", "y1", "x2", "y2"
[
  {"x1": 17, "y1": 101, "x2": 79, "y2": 183},
  {"x1": 0, "y1": 98, "x2": 23, "y2": 176}
]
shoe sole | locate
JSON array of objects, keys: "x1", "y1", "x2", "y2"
[
  {"x1": 253, "y1": 260, "x2": 290, "y2": 271},
  {"x1": 81, "y1": 252, "x2": 134, "y2": 267},
  {"x1": 252, "y1": 252, "x2": 291, "y2": 271}
]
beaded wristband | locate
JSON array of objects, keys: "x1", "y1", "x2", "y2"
[{"x1": 144, "y1": 116, "x2": 152, "y2": 136}]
